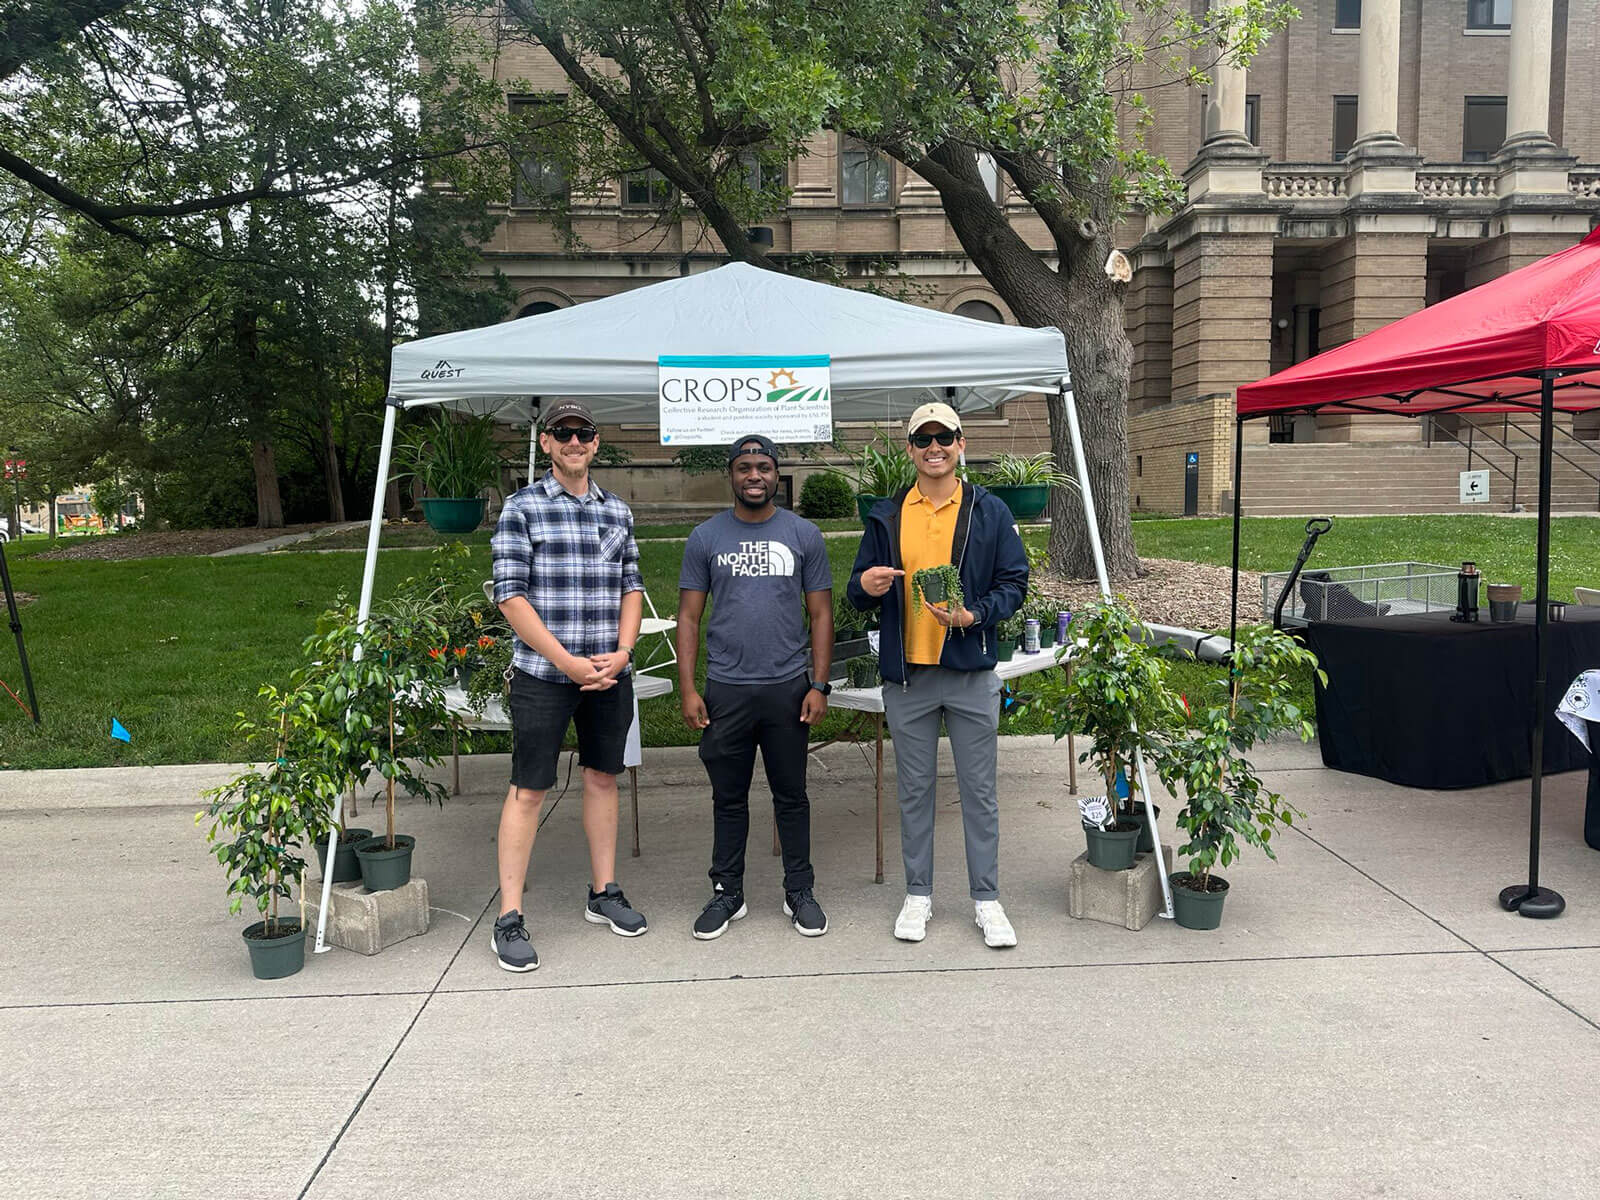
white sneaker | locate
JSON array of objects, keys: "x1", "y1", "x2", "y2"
[
  {"x1": 974, "y1": 900, "x2": 1017, "y2": 948},
  {"x1": 894, "y1": 894, "x2": 933, "y2": 942}
]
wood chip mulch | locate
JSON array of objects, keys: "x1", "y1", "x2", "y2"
[
  {"x1": 27, "y1": 524, "x2": 329, "y2": 562},
  {"x1": 1031, "y1": 557, "x2": 1264, "y2": 632}
]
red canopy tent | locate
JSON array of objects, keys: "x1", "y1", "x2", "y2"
[{"x1": 1230, "y1": 224, "x2": 1600, "y2": 920}]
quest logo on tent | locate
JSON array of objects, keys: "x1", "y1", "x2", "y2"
[
  {"x1": 656, "y1": 354, "x2": 833, "y2": 446},
  {"x1": 420, "y1": 359, "x2": 464, "y2": 381}
]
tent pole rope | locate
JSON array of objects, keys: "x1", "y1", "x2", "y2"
[{"x1": 315, "y1": 399, "x2": 400, "y2": 953}]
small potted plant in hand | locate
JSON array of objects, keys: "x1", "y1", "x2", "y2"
[
  {"x1": 199, "y1": 702, "x2": 340, "y2": 979},
  {"x1": 911, "y1": 563, "x2": 964, "y2": 611},
  {"x1": 1156, "y1": 624, "x2": 1321, "y2": 928}
]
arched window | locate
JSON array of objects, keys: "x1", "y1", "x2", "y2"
[
  {"x1": 517, "y1": 300, "x2": 562, "y2": 319},
  {"x1": 955, "y1": 299, "x2": 1003, "y2": 323}
]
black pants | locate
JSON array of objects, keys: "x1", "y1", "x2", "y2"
[{"x1": 699, "y1": 673, "x2": 815, "y2": 894}]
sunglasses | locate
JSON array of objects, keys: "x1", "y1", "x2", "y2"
[
  {"x1": 547, "y1": 425, "x2": 598, "y2": 444},
  {"x1": 909, "y1": 430, "x2": 959, "y2": 449}
]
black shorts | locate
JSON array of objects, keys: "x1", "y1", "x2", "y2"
[{"x1": 508, "y1": 669, "x2": 633, "y2": 791}]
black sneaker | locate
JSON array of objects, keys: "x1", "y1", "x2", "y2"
[
  {"x1": 585, "y1": 882, "x2": 648, "y2": 936},
  {"x1": 783, "y1": 888, "x2": 829, "y2": 937},
  {"x1": 490, "y1": 910, "x2": 539, "y2": 973},
  {"x1": 692, "y1": 888, "x2": 748, "y2": 940}
]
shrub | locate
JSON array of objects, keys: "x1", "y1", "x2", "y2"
[{"x1": 798, "y1": 471, "x2": 853, "y2": 519}]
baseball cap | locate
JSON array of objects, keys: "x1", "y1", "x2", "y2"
[
  {"x1": 727, "y1": 433, "x2": 779, "y2": 467},
  {"x1": 906, "y1": 402, "x2": 963, "y2": 437},
  {"x1": 541, "y1": 400, "x2": 597, "y2": 429}
]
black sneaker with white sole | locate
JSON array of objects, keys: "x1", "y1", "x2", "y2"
[
  {"x1": 783, "y1": 888, "x2": 829, "y2": 937},
  {"x1": 693, "y1": 888, "x2": 748, "y2": 940},
  {"x1": 585, "y1": 882, "x2": 648, "y2": 936},
  {"x1": 491, "y1": 910, "x2": 539, "y2": 972}
]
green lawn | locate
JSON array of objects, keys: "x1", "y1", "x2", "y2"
[{"x1": 7, "y1": 513, "x2": 1596, "y2": 770}]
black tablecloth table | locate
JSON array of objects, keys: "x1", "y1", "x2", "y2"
[{"x1": 1302, "y1": 603, "x2": 1600, "y2": 789}]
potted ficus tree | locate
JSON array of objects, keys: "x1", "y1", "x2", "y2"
[
  {"x1": 392, "y1": 411, "x2": 509, "y2": 534},
  {"x1": 199, "y1": 703, "x2": 340, "y2": 979},
  {"x1": 1156, "y1": 624, "x2": 1322, "y2": 929},
  {"x1": 1015, "y1": 599, "x2": 1182, "y2": 872}
]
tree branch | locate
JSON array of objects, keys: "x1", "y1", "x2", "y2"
[{"x1": 0, "y1": 0, "x2": 133, "y2": 84}]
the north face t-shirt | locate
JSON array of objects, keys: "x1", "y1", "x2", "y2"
[{"x1": 679, "y1": 508, "x2": 832, "y2": 684}]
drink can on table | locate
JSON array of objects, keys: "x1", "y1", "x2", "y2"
[
  {"x1": 1057, "y1": 611, "x2": 1071, "y2": 644},
  {"x1": 1023, "y1": 619, "x2": 1041, "y2": 655}
]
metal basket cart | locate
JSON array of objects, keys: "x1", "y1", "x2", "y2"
[{"x1": 1262, "y1": 562, "x2": 1459, "y2": 627}]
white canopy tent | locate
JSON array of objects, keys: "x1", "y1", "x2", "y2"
[{"x1": 317, "y1": 263, "x2": 1143, "y2": 950}]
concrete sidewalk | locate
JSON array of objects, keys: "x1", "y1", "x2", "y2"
[{"x1": 3, "y1": 735, "x2": 1599, "y2": 1198}]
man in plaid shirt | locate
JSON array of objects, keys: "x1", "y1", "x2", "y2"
[{"x1": 488, "y1": 401, "x2": 647, "y2": 972}]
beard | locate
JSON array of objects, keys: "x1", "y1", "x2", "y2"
[{"x1": 733, "y1": 480, "x2": 774, "y2": 509}]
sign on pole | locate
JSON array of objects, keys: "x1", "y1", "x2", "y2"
[
  {"x1": 1460, "y1": 469, "x2": 1490, "y2": 504},
  {"x1": 657, "y1": 355, "x2": 832, "y2": 446}
]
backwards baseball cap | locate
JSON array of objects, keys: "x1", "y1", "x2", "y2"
[
  {"x1": 541, "y1": 400, "x2": 597, "y2": 429},
  {"x1": 727, "y1": 433, "x2": 778, "y2": 467},
  {"x1": 906, "y1": 402, "x2": 963, "y2": 437}
]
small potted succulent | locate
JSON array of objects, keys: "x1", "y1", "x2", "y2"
[
  {"x1": 846, "y1": 655, "x2": 880, "y2": 689},
  {"x1": 199, "y1": 703, "x2": 340, "y2": 979},
  {"x1": 911, "y1": 563, "x2": 964, "y2": 611},
  {"x1": 994, "y1": 612, "x2": 1023, "y2": 662},
  {"x1": 1156, "y1": 624, "x2": 1321, "y2": 929}
]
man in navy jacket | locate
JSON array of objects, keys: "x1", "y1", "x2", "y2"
[{"x1": 846, "y1": 403, "x2": 1028, "y2": 947}]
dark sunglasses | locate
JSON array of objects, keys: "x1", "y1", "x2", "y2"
[
  {"x1": 909, "y1": 430, "x2": 959, "y2": 449},
  {"x1": 547, "y1": 425, "x2": 598, "y2": 444}
]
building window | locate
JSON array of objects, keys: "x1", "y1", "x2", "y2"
[
  {"x1": 738, "y1": 151, "x2": 784, "y2": 194},
  {"x1": 976, "y1": 152, "x2": 1004, "y2": 202},
  {"x1": 1332, "y1": 95, "x2": 1358, "y2": 160},
  {"x1": 1199, "y1": 93, "x2": 1261, "y2": 145},
  {"x1": 1334, "y1": 0, "x2": 1361, "y2": 29},
  {"x1": 1462, "y1": 96, "x2": 1507, "y2": 161},
  {"x1": 509, "y1": 97, "x2": 568, "y2": 206},
  {"x1": 840, "y1": 136, "x2": 892, "y2": 206},
  {"x1": 1136, "y1": 455, "x2": 1143, "y2": 477},
  {"x1": 955, "y1": 299, "x2": 1003, "y2": 323},
  {"x1": 1467, "y1": 0, "x2": 1512, "y2": 30},
  {"x1": 622, "y1": 167, "x2": 673, "y2": 208},
  {"x1": 517, "y1": 300, "x2": 561, "y2": 319}
]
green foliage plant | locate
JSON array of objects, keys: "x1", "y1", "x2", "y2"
[
  {"x1": 392, "y1": 412, "x2": 508, "y2": 499},
  {"x1": 911, "y1": 563, "x2": 964, "y2": 611},
  {"x1": 975, "y1": 452, "x2": 1077, "y2": 490},
  {"x1": 995, "y1": 611, "x2": 1025, "y2": 644},
  {"x1": 829, "y1": 430, "x2": 918, "y2": 498},
  {"x1": 1013, "y1": 598, "x2": 1183, "y2": 825},
  {"x1": 798, "y1": 471, "x2": 854, "y2": 519},
  {"x1": 199, "y1": 701, "x2": 338, "y2": 936},
  {"x1": 1155, "y1": 624, "x2": 1323, "y2": 892}
]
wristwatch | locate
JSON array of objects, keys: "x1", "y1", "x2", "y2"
[
  {"x1": 622, "y1": 646, "x2": 635, "y2": 663},
  {"x1": 808, "y1": 679, "x2": 832, "y2": 696}
]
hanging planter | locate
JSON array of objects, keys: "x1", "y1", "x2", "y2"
[
  {"x1": 418, "y1": 497, "x2": 487, "y2": 534},
  {"x1": 393, "y1": 413, "x2": 507, "y2": 535},
  {"x1": 987, "y1": 484, "x2": 1050, "y2": 521}
]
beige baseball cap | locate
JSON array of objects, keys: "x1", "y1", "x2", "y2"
[{"x1": 906, "y1": 402, "x2": 963, "y2": 436}]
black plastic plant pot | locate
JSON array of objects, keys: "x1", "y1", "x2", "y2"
[
  {"x1": 1170, "y1": 872, "x2": 1229, "y2": 930},
  {"x1": 242, "y1": 919, "x2": 306, "y2": 980},
  {"x1": 1125, "y1": 804, "x2": 1161, "y2": 854},
  {"x1": 314, "y1": 827, "x2": 372, "y2": 884},
  {"x1": 1082, "y1": 822, "x2": 1140, "y2": 871},
  {"x1": 921, "y1": 574, "x2": 948, "y2": 603},
  {"x1": 355, "y1": 834, "x2": 415, "y2": 892}
]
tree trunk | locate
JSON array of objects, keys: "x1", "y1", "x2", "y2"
[
  {"x1": 918, "y1": 148, "x2": 1140, "y2": 581},
  {"x1": 318, "y1": 390, "x2": 346, "y2": 522},
  {"x1": 252, "y1": 439, "x2": 284, "y2": 528},
  {"x1": 48, "y1": 495, "x2": 57, "y2": 539}
]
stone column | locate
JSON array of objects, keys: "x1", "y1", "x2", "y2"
[
  {"x1": 1352, "y1": 0, "x2": 1402, "y2": 150},
  {"x1": 1204, "y1": 0, "x2": 1248, "y2": 145},
  {"x1": 1504, "y1": 0, "x2": 1555, "y2": 150}
]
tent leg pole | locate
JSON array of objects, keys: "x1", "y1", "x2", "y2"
[
  {"x1": 1061, "y1": 386, "x2": 1110, "y2": 598},
  {"x1": 1500, "y1": 374, "x2": 1564, "y2": 919},
  {"x1": 316, "y1": 401, "x2": 399, "y2": 953},
  {"x1": 1063, "y1": 384, "x2": 1172, "y2": 917},
  {"x1": 1229, "y1": 417, "x2": 1245, "y2": 654}
]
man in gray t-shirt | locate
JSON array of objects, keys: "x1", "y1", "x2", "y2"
[{"x1": 677, "y1": 434, "x2": 834, "y2": 940}]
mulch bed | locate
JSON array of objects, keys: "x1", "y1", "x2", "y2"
[
  {"x1": 1032, "y1": 557, "x2": 1264, "y2": 632},
  {"x1": 28, "y1": 525, "x2": 329, "y2": 562}
]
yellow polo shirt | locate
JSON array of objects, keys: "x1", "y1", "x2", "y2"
[{"x1": 901, "y1": 483, "x2": 963, "y2": 665}]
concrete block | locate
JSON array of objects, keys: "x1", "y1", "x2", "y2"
[
  {"x1": 318, "y1": 877, "x2": 430, "y2": 955},
  {"x1": 1068, "y1": 846, "x2": 1175, "y2": 931}
]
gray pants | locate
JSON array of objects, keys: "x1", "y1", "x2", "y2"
[{"x1": 882, "y1": 665, "x2": 1002, "y2": 901}]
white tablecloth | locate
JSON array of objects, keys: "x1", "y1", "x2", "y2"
[
  {"x1": 828, "y1": 644, "x2": 1073, "y2": 714},
  {"x1": 445, "y1": 673, "x2": 674, "y2": 769}
]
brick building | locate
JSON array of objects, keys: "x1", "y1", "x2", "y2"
[{"x1": 478, "y1": 1, "x2": 1600, "y2": 516}]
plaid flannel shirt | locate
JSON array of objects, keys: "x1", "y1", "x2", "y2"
[{"x1": 492, "y1": 472, "x2": 645, "y2": 684}]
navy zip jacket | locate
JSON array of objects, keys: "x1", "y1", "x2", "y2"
[{"x1": 846, "y1": 480, "x2": 1029, "y2": 686}]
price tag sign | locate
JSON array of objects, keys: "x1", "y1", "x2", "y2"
[{"x1": 658, "y1": 355, "x2": 832, "y2": 446}]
